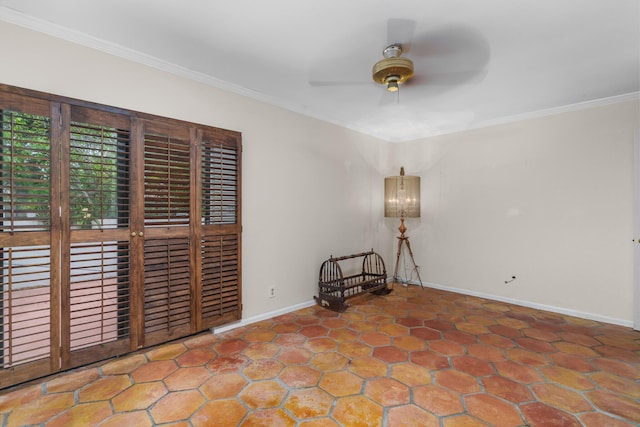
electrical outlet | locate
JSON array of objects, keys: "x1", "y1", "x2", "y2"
[{"x1": 268, "y1": 287, "x2": 276, "y2": 298}]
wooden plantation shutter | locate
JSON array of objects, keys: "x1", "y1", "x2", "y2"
[
  {"x1": 0, "y1": 85, "x2": 242, "y2": 388},
  {"x1": 200, "y1": 129, "x2": 241, "y2": 328},
  {"x1": 139, "y1": 121, "x2": 194, "y2": 346},
  {"x1": 0, "y1": 94, "x2": 57, "y2": 386},
  {"x1": 63, "y1": 105, "x2": 132, "y2": 369},
  {"x1": 136, "y1": 121, "x2": 242, "y2": 347}
]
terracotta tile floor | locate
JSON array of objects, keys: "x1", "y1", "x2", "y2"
[{"x1": 1, "y1": 284, "x2": 639, "y2": 426}]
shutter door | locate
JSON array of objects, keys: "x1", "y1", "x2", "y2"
[
  {"x1": 200, "y1": 130, "x2": 242, "y2": 328},
  {"x1": 63, "y1": 106, "x2": 132, "y2": 368},
  {"x1": 140, "y1": 123, "x2": 194, "y2": 346},
  {"x1": 0, "y1": 85, "x2": 242, "y2": 388},
  {"x1": 0, "y1": 95, "x2": 57, "y2": 387}
]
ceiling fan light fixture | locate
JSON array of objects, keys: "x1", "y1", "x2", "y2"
[
  {"x1": 386, "y1": 77, "x2": 399, "y2": 92},
  {"x1": 372, "y1": 44, "x2": 414, "y2": 88}
]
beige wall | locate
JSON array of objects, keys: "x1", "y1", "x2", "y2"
[
  {"x1": 395, "y1": 100, "x2": 639, "y2": 324},
  {"x1": 2, "y1": 21, "x2": 638, "y2": 325},
  {"x1": 0, "y1": 22, "x2": 394, "y2": 319}
]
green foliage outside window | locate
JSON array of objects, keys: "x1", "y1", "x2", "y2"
[{"x1": 1, "y1": 111, "x2": 127, "y2": 230}]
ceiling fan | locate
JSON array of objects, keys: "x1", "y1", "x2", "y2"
[
  {"x1": 310, "y1": 19, "x2": 490, "y2": 96},
  {"x1": 372, "y1": 44, "x2": 414, "y2": 92}
]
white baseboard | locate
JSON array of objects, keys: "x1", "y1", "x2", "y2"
[
  {"x1": 211, "y1": 299, "x2": 317, "y2": 334},
  {"x1": 407, "y1": 279, "x2": 633, "y2": 328},
  {"x1": 213, "y1": 280, "x2": 633, "y2": 335}
]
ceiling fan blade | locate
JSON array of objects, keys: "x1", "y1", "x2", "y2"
[
  {"x1": 411, "y1": 25, "x2": 490, "y2": 70},
  {"x1": 308, "y1": 46, "x2": 377, "y2": 88},
  {"x1": 309, "y1": 81, "x2": 371, "y2": 87},
  {"x1": 407, "y1": 69, "x2": 489, "y2": 87},
  {"x1": 387, "y1": 18, "x2": 416, "y2": 52},
  {"x1": 402, "y1": 24, "x2": 490, "y2": 94}
]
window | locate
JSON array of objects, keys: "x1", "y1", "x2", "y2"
[{"x1": 0, "y1": 84, "x2": 242, "y2": 388}]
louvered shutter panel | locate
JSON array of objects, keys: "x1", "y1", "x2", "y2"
[
  {"x1": 0, "y1": 96, "x2": 57, "y2": 387},
  {"x1": 200, "y1": 130, "x2": 241, "y2": 328},
  {"x1": 143, "y1": 133, "x2": 190, "y2": 227},
  {"x1": 141, "y1": 125, "x2": 193, "y2": 346},
  {"x1": 64, "y1": 107, "x2": 132, "y2": 368}
]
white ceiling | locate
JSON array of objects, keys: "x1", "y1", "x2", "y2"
[{"x1": 1, "y1": 0, "x2": 639, "y2": 142}]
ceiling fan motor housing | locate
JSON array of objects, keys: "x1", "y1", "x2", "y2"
[{"x1": 372, "y1": 45, "x2": 414, "y2": 86}]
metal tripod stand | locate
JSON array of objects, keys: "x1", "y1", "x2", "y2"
[{"x1": 392, "y1": 217, "x2": 424, "y2": 287}]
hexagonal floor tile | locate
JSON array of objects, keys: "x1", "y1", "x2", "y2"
[
  {"x1": 310, "y1": 352, "x2": 350, "y2": 371},
  {"x1": 146, "y1": 343, "x2": 187, "y2": 361},
  {"x1": 590, "y1": 371, "x2": 640, "y2": 399},
  {"x1": 390, "y1": 363, "x2": 432, "y2": 387},
  {"x1": 464, "y1": 393, "x2": 524, "y2": 426},
  {"x1": 45, "y1": 369, "x2": 100, "y2": 393},
  {"x1": 365, "y1": 378, "x2": 410, "y2": 406},
  {"x1": 149, "y1": 390, "x2": 205, "y2": 424},
  {"x1": 207, "y1": 353, "x2": 248, "y2": 374},
  {"x1": 131, "y1": 360, "x2": 178, "y2": 383},
  {"x1": 580, "y1": 412, "x2": 638, "y2": 427},
  {"x1": 373, "y1": 346, "x2": 409, "y2": 363},
  {"x1": 435, "y1": 369, "x2": 481, "y2": 394},
  {"x1": 361, "y1": 331, "x2": 391, "y2": 347},
  {"x1": 299, "y1": 325, "x2": 329, "y2": 338},
  {"x1": 77, "y1": 375, "x2": 132, "y2": 402},
  {"x1": 539, "y1": 366, "x2": 594, "y2": 391},
  {"x1": 200, "y1": 372, "x2": 248, "y2": 400},
  {"x1": 521, "y1": 402, "x2": 581, "y2": 427},
  {"x1": 243, "y1": 329, "x2": 278, "y2": 343},
  {"x1": 175, "y1": 348, "x2": 216, "y2": 367},
  {"x1": 304, "y1": 337, "x2": 338, "y2": 353},
  {"x1": 242, "y1": 408, "x2": 296, "y2": 427},
  {"x1": 388, "y1": 404, "x2": 438, "y2": 427},
  {"x1": 243, "y1": 342, "x2": 280, "y2": 360},
  {"x1": 413, "y1": 385, "x2": 464, "y2": 416},
  {"x1": 493, "y1": 361, "x2": 543, "y2": 384},
  {"x1": 6, "y1": 393, "x2": 76, "y2": 426},
  {"x1": 481, "y1": 375, "x2": 533, "y2": 403},
  {"x1": 585, "y1": 390, "x2": 640, "y2": 423},
  {"x1": 338, "y1": 341, "x2": 372, "y2": 359},
  {"x1": 191, "y1": 399, "x2": 247, "y2": 427},
  {"x1": 411, "y1": 350, "x2": 450, "y2": 370},
  {"x1": 112, "y1": 381, "x2": 167, "y2": 412},
  {"x1": 319, "y1": 371, "x2": 363, "y2": 397},
  {"x1": 243, "y1": 358, "x2": 284, "y2": 380},
  {"x1": 429, "y1": 339, "x2": 466, "y2": 356},
  {"x1": 279, "y1": 365, "x2": 321, "y2": 388},
  {"x1": 99, "y1": 411, "x2": 153, "y2": 427},
  {"x1": 333, "y1": 395, "x2": 383, "y2": 427},
  {"x1": 239, "y1": 380, "x2": 288, "y2": 409},
  {"x1": 349, "y1": 356, "x2": 389, "y2": 379},
  {"x1": 45, "y1": 401, "x2": 112, "y2": 427},
  {"x1": 164, "y1": 366, "x2": 211, "y2": 391},
  {"x1": 532, "y1": 383, "x2": 593, "y2": 413},
  {"x1": 284, "y1": 388, "x2": 334, "y2": 419},
  {"x1": 451, "y1": 356, "x2": 495, "y2": 377},
  {"x1": 277, "y1": 347, "x2": 313, "y2": 365},
  {"x1": 214, "y1": 338, "x2": 248, "y2": 354}
]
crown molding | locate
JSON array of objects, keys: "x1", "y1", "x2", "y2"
[
  {"x1": 2, "y1": 6, "x2": 637, "y2": 144},
  {"x1": 472, "y1": 92, "x2": 640, "y2": 130},
  {"x1": 0, "y1": 6, "x2": 382, "y2": 139},
  {"x1": 0, "y1": 7, "x2": 316, "y2": 117}
]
